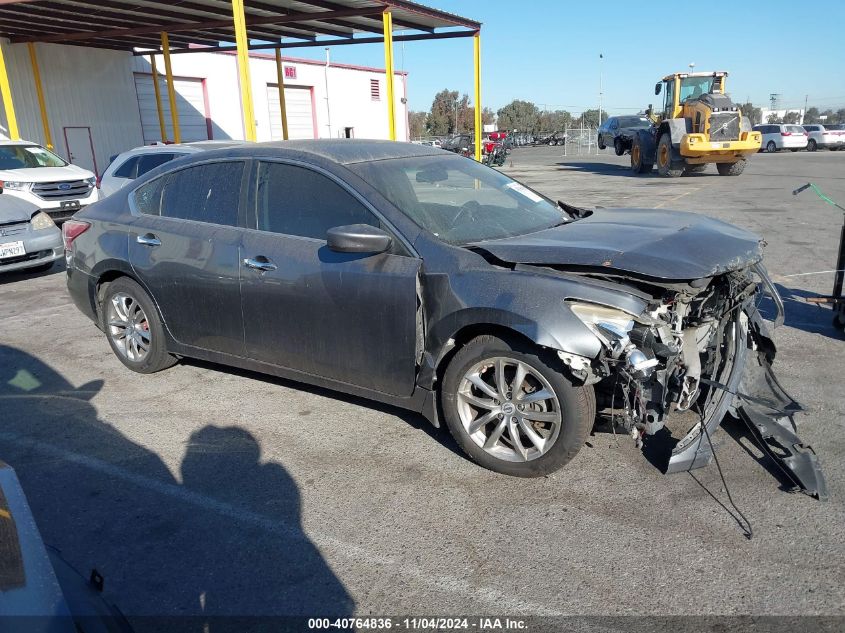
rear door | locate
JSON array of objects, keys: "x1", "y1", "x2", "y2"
[
  {"x1": 128, "y1": 160, "x2": 248, "y2": 356},
  {"x1": 239, "y1": 160, "x2": 421, "y2": 396}
]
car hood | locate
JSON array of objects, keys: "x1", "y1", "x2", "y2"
[
  {"x1": 0, "y1": 165, "x2": 93, "y2": 181},
  {"x1": 0, "y1": 196, "x2": 39, "y2": 223},
  {"x1": 473, "y1": 208, "x2": 764, "y2": 280}
]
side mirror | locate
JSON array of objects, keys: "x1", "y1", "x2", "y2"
[
  {"x1": 654, "y1": 82, "x2": 662, "y2": 95},
  {"x1": 327, "y1": 224, "x2": 392, "y2": 254}
]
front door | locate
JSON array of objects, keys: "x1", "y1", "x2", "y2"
[
  {"x1": 128, "y1": 160, "x2": 248, "y2": 356},
  {"x1": 64, "y1": 126, "x2": 97, "y2": 174},
  {"x1": 239, "y1": 160, "x2": 421, "y2": 397}
]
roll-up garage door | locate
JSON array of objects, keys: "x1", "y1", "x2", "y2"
[
  {"x1": 267, "y1": 85, "x2": 315, "y2": 140},
  {"x1": 134, "y1": 74, "x2": 210, "y2": 144}
]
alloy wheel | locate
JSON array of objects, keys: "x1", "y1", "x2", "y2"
[
  {"x1": 456, "y1": 357, "x2": 562, "y2": 462},
  {"x1": 107, "y1": 292, "x2": 151, "y2": 362}
]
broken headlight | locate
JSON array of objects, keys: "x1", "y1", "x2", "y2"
[{"x1": 569, "y1": 302, "x2": 658, "y2": 379}]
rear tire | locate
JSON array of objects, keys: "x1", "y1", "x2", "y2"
[
  {"x1": 716, "y1": 160, "x2": 746, "y2": 176},
  {"x1": 101, "y1": 277, "x2": 177, "y2": 374},
  {"x1": 656, "y1": 134, "x2": 683, "y2": 177},
  {"x1": 807, "y1": 139, "x2": 817, "y2": 152},
  {"x1": 766, "y1": 140, "x2": 777, "y2": 153},
  {"x1": 614, "y1": 138, "x2": 625, "y2": 156},
  {"x1": 597, "y1": 135, "x2": 606, "y2": 150},
  {"x1": 441, "y1": 335, "x2": 593, "y2": 477},
  {"x1": 683, "y1": 164, "x2": 707, "y2": 175}
]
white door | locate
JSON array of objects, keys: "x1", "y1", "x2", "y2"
[
  {"x1": 64, "y1": 127, "x2": 97, "y2": 174},
  {"x1": 266, "y1": 85, "x2": 315, "y2": 140},
  {"x1": 134, "y1": 74, "x2": 210, "y2": 144}
]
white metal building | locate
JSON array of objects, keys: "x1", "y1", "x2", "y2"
[{"x1": 0, "y1": 39, "x2": 408, "y2": 177}]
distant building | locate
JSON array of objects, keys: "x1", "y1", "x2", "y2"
[{"x1": 760, "y1": 108, "x2": 805, "y2": 124}]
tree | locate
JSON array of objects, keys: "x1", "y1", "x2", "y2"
[
  {"x1": 496, "y1": 100, "x2": 540, "y2": 133},
  {"x1": 574, "y1": 109, "x2": 603, "y2": 128},
  {"x1": 739, "y1": 102, "x2": 762, "y2": 125},
  {"x1": 463, "y1": 106, "x2": 496, "y2": 132},
  {"x1": 767, "y1": 112, "x2": 782, "y2": 124},
  {"x1": 538, "y1": 109, "x2": 572, "y2": 132},
  {"x1": 782, "y1": 111, "x2": 802, "y2": 124},
  {"x1": 427, "y1": 89, "x2": 459, "y2": 136},
  {"x1": 409, "y1": 111, "x2": 428, "y2": 139},
  {"x1": 804, "y1": 107, "x2": 820, "y2": 124}
]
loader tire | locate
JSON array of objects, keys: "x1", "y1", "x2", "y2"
[
  {"x1": 717, "y1": 161, "x2": 746, "y2": 176},
  {"x1": 630, "y1": 137, "x2": 653, "y2": 174},
  {"x1": 657, "y1": 135, "x2": 683, "y2": 178}
]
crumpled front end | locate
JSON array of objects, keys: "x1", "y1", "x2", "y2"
[{"x1": 565, "y1": 263, "x2": 827, "y2": 499}]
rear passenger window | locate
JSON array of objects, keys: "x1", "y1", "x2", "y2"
[
  {"x1": 159, "y1": 162, "x2": 244, "y2": 226},
  {"x1": 114, "y1": 156, "x2": 139, "y2": 179},
  {"x1": 137, "y1": 153, "x2": 181, "y2": 177},
  {"x1": 134, "y1": 176, "x2": 166, "y2": 216},
  {"x1": 254, "y1": 162, "x2": 379, "y2": 240}
]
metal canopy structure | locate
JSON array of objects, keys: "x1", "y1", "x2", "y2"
[{"x1": 0, "y1": 0, "x2": 483, "y2": 158}]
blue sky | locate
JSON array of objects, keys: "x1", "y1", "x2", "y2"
[{"x1": 286, "y1": 0, "x2": 845, "y2": 116}]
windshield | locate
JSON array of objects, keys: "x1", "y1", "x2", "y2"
[
  {"x1": 679, "y1": 76, "x2": 715, "y2": 102},
  {"x1": 0, "y1": 144, "x2": 68, "y2": 169},
  {"x1": 618, "y1": 116, "x2": 651, "y2": 128},
  {"x1": 349, "y1": 155, "x2": 566, "y2": 245}
]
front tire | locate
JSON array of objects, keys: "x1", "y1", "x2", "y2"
[
  {"x1": 807, "y1": 139, "x2": 817, "y2": 151},
  {"x1": 614, "y1": 138, "x2": 625, "y2": 156},
  {"x1": 631, "y1": 136, "x2": 653, "y2": 174},
  {"x1": 656, "y1": 134, "x2": 683, "y2": 177},
  {"x1": 716, "y1": 160, "x2": 746, "y2": 176},
  {"x1": 766, "y1": 140, "x2": 777, "y2": 153},
  {"x1": 597, "y1": 135, "x2": 606, "y2": 150},
  {"x1": 101, "y1": 277, "x2": 177, "y2": 374},
  {"x1": 441, "y1": 335, "x2": 593, "y2": 477}
]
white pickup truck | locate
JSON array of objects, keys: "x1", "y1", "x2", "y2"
[{"x1": 0, "y1": 140, "x2": 98, "y2": 221}]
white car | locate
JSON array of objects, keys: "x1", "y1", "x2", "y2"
[
  {"x1": 99, "y1": 141, "x2": 242, "y2": 197},
  {"x1": 752, "y1": 124, "x2": 809, "y2": 153},
  {"x1": 802, "y1": 124, "x2": 845, "y2": 151},
  {"x1": 0, "y1": 140, "x2": 98, "y2": 221}
]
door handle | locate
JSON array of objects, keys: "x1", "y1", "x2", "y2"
[
  {"x1": 243, "y1": 256, "x2": 277, "y2": 272},
  {"x1": 136, "y1": 233, "x2": 161, "y2": 247}
]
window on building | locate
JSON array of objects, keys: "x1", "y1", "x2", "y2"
[
  {"x1": 370, "y1": 79, "x2": 380, "y2": 101},
  {"x1": 254, "y1": 161, "x2": 379, "y2": 240}
]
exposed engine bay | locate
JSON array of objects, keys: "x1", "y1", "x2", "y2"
[{"x1": 559, "y1": 264, "x2": 828, "y2": 500}]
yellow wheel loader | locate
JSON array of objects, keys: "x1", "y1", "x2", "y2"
[{"x1": 631, "y1": 71, "x2": 762, "y2": 177}]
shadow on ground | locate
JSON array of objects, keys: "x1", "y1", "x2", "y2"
[
  {"x1": 0, "y1": 344, "x2": 354, "y2": 631},
  {"x1": 762, "y1": 284, "x2": 844, "y2": 339}
]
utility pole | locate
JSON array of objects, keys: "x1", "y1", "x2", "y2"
[
  {"x1": 803, "y1": 94, "x2": 808, "y2": 124},
  {"x1": 324, "y1": 47, "x2": 332, "y2": 138}
]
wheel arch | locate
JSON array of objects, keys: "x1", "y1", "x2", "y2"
[{"x1": 90, "y1": 262, "x2": 169, "y2": 336}]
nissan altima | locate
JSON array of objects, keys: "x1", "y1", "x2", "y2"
[{"x1": 63, "y1": 140, "x2": 825, "y2": 496}]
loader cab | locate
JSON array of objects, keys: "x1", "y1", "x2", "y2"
[{"x1": 655, "y1": 72, "x2": 728, "y2": 120}]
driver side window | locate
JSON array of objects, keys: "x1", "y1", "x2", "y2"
[{"x1": 254, "y1": 161, "x2": 380, "y2": 240}]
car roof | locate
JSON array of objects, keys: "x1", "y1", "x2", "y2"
[
  {"x1": 118, "y1": 140, "x2": 245, "y2": 157},
  {"x1": 0, "y1": 139, "x2": 43, "y2": 146},
  {"x1": 199, "y1": 139, "x2": 447, "y2": 165}
]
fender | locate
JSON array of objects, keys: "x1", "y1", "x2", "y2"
[{"x1": 415, "y1": 267, "x2": 648, "y2": 390}]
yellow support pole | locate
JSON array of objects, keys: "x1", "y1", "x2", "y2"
[
  {"x1": 274, "y1": 48, "x2": 289, "y2": 141},
  {"x1": 160, "y1": 32, "x2": 181, "y2": 143},
  {"x1": 382, "y1": 10, "x2": 396, "y2": 141},
  {"x1": 473, "y1": 31, "x2": 482, "y2": 162},
  {"x1": 232, "y1": 0, "x2": 256, "y2": 141},
  {"x1": 149, "y1": 54, "x2": 167, "y2": 142},
  {"x1": 28, "y1": 43, "x2": 53, "y2": 150},
  {"x1": 0, "y1": 40, "x2": 20, "y2": 140}
]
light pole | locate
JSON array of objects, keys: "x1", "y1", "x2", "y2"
[
  {"x1": 688, "y1": 61, "x2": 695, "y2": 73},
  {"x1": 598, "y1": 53, "x2": 603, "y2": 127}
]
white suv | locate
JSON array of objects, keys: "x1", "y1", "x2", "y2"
[
  {"x1": 0, "y1": 140, "x2": 98, "y2": 221},
  {"x1": 752, "y1": 124, "x2": 809, "y2": 153}
]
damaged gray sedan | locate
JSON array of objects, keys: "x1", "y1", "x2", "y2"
[{"x1": 64, "y1": 141, "x2": 825, "y2": 498}]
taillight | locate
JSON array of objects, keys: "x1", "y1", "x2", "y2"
[
  {"x1": 62, "y1": 220, "x2": 91, "y2": 250},
  {"x1": 781, "y1": 132, "x2": 791, "y2": 136}
]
